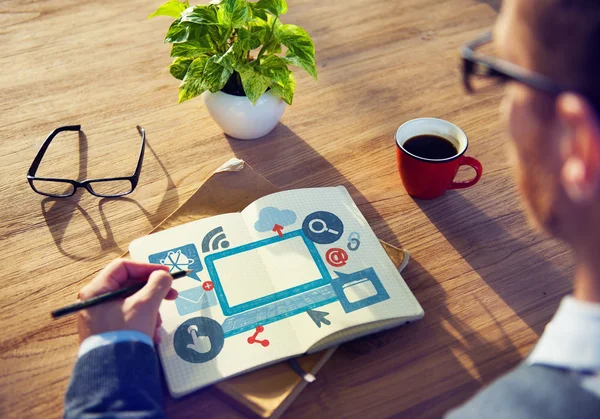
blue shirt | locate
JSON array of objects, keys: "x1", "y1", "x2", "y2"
[{"x1": 79, "y1": 330, "x2": 154, "y2": 357}]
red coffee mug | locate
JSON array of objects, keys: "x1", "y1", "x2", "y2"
[{"x1": 395, "y1": 118, "x2": 482, "y2": 199}]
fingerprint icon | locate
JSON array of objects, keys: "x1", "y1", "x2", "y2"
[{"x1": 202, "y1": 227, "x2": 230, "y2": 253}]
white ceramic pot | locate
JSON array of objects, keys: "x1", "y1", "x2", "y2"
[{"x1": 202, "y1": 90, "x2": 287, "y2": 140}]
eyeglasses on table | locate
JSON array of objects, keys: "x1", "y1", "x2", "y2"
[{"x1": 27, "y1": 125, "x2": 145, "y2": 198}]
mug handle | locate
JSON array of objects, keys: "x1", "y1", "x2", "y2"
[{"x1": 449, "y1": 156, "x2": 483, "y2": 190}]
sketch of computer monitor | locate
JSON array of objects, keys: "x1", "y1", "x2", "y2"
[{"x1": 204, "y1": 230, "x2": 332, "y2": 317}]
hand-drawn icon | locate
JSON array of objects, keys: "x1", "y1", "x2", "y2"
[
  {"x1": 247, "y1": 325, "x2": 270, "y2": 347},
  {"x1": 162, "y1": 250, "x2": 195, "y2": 270},
  {"x1": 175, "y1": 285, "x2": 219, "y2": 316},
  {"x1": 174, "y1": 317, "x2": 225, "y2": 363},
  {"x1": 202, "y1": 281, "x2": 214, "y2": 291},
  {"x1": 148, "y1": 244, "x2": 202, "y2": 281},
  {"x1": 306, "y1": 309, "x2": 331, "y2": 328},
  {"x1": 272, "y1": 223, "x2": 284, "y2": 237},
  {"x1": 347, "y1": 232, "x2": 361, "y2": 251},
  {"x1": 332, "y1": 268, "x2": 390, "y2": 313},
  {"x1": 326, "y1": 248, "x2": 349, "y2": 267},
  {"x1": 254, "y1": 207, "x2": 297, "y2": 233},
  {"x1": 221, "y1": 285, "x2": 338, "y2": 338},
  {"x1": 202, "y1": 227, "x2": 230, "y2": 253},
  {"x1": 302, "y1": 211, "x2": 344, "y2": 244},
  {"x1": 187, "y1": 325, "x2": 211, "y2": 353},
  {"x1": 205, "y1": 230, "x2": 332, "y2": 317}
]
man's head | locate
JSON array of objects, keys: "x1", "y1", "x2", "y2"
[{"x1": 495, "y1": 0, "x2": 600, "y2": 254}]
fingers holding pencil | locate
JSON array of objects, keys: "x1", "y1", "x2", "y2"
[
  {"x1": 78, "y1": 259, "x2": 173, "y2": 300},
  {"x1": 73, "y1": 259, "x2": 181, "y2": 342}
]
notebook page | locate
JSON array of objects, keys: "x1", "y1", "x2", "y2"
[
  {"x1": 129, "y1": 213, "x2": 302, "y2": 397},
  {"x1": 240, "y1": 187, "x2": 424, "y2": 353}
]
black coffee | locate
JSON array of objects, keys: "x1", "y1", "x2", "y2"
[{"x1": 403, "y1": 135, "x2": 458, "y2": 160}]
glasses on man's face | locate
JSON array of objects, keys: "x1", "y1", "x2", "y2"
[
  {"x1": 460, "y1": 31, "x2": 565, "y2": 96},
  {"x1": 27, "y1": 125, "x2": 145, "y2": 198}
]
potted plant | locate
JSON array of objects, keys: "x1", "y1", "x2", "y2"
[{"x1": 149, "y1": 0, "x2": 317, "y2": 140}]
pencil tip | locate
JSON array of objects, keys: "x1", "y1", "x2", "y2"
[{"x1": 171, "y1": 269, "x2": 193, "y2": 279}]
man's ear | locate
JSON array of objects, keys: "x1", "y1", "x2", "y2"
[{"x1": 556, "y1": 93, "x2": 600, "y2": 203}]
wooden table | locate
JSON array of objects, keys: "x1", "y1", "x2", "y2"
[{"x1": 0, "y1": 0, "x2": 574, "y2": 417}]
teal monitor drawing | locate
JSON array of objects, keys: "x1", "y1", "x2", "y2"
[{"x1": 204, "y1": 230, "x2": 332, "y2": 317}]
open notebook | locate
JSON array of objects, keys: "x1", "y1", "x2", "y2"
[{"x1": 129, "y1": 186, "x2": 424, "y2": 397}]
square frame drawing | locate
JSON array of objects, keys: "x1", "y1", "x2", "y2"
[{"x1": 205, "y1": 230, "x2": 332, "y2": 316}]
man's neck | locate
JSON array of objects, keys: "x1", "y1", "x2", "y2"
[{"x1": 573, "y1": 254, "x2": 600, "y2": 303}]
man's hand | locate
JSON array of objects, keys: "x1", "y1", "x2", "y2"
[{"x1": 77, "y1": 259, "x2": 178, "y2": 343}]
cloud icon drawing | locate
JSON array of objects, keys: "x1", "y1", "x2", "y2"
[{"x1": 254, "y1": 207, "x2": 298, "y2": 232}]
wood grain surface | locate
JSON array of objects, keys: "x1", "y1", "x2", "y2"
[{"x1": 0, "y1": 0, "x2": 574, "y2": 418}]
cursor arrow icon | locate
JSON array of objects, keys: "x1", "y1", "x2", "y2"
[
  {"x1": 272, "y1": 224, "x2": 284, "y2": 238},
  {"x1": 306, "y1": 309, "x2": 331, "y2": 328}
]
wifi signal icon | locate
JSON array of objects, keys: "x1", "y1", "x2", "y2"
[{"x1": 202, "y1": 227, "x2": 230, "y2": 252}]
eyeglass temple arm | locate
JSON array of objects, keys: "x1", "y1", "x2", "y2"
[
  {"x1": 465, "y1": 31, "x2": 493, "y2": 52},
  {"x1": 132, "y1": 126, "x2": 146, "y2": 183},
  {"x1": 27, "y1": 125, "x2": 82, "y2": 177}
]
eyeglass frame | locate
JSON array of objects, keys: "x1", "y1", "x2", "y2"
[
  {"x1": 461, "y1": 31, "x2": 600, "y2": 118},
  {"x1": 460, "y1": 31, "x2": 569, "y2": 97},
  {"x1": 26, "y1": 125, "x2": 146, "y2": 198}
]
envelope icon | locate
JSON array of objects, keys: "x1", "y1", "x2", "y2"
[{"x1": 175, "y1": 285, "x2": 218, "y2": 316}]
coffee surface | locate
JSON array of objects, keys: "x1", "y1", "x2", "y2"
[{"x1": 403, "y1": 135, "x2": 458, "y2": 160}]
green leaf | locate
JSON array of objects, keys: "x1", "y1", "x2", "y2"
[
  {"x1": 207, "y1": 25, "x2": 231, "y2": 48},
  {"x1": 259, "y1": 55, "x2": 290, "y2": 84},
  {"x1": 249, "y1": 22, "x2": 268, "y2": 43},
  {"x1": 203, "y1": 55, "x2": 233, "y2": 92},
  {"x1": 170, "y1": 37, "x2": 213, "y2": 57},
  {"x1": 276, "y1": 24, "x2": 317, "y2": 80},
  {"x1": 169, "y1": 57, "x2": 194, "y2": 80},
  {"x1": 265, "y1": 41, "x2": 282, "y2": 54},
  {"x1": 181, "y1": 5, "x2": 220, "y2": 25},
  {"x1": 254, "y1": 0, "x2": 287, "y2": 17},
  {"x1": 249, "y1": 13, "x2": 280, "y2": 40},
  {"x1": 238, "y1": 62, "x2": 270, "y2": 104},
  {"x1": 149, "y1": 0, "x2": 187, "y2": 18},
  {"x1": 259, "y1": 55, "x2": 294, "y2": 104},
  {"x1": 270, "y1": 71, "x2": 295, "y2": 105},
  {"x1": 166, "y1": 21, "x2": 212, "y2": 44},
  {"x1": 249, "y1": 3, "x2": 268, "y2": 21},
  {"x1": 283, "y1": 52, "x2": 317, "y2": 79},
  {"x1": 165, "y1": 18, "x2": 188, "y2": 43},
  {"x1": 215, "y1": 42, "x2": 241, "y2": 72},
  {"x1": 217, "y1": 0, "x2": 250, "y2": 29},
  {"x1": 236, "y1": 27, "x2": 261, "y2": 50},
  {"x1": 178, "y1": 56, "x2": 209, "y2": 103}
]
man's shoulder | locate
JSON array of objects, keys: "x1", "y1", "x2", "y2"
[{"x1": 446, "y1": 364, "x2": 600, "y2": 419}]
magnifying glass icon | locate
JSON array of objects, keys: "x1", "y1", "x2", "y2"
[{"x1": 309, "y1": 218, "x2": 340, "y2": 235}]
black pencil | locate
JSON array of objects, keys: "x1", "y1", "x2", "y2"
[{"x1": 51, "y1": 269, "x2": 190, "y2": 319}]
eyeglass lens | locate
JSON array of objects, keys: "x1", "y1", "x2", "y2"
[
  {"x1": 31, "y1": 179, "x2": 76, "y2": 197},
  {"x1": 87, "y1": 180, "x2": 133, "y2": 197},
  {"x1": 465, "y1": 40, "x2": 505, "y2": 94}
]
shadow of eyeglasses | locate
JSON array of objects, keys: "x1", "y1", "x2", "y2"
[{"x1": 40, "y1": 133, "x2": 179, "y2": 261}]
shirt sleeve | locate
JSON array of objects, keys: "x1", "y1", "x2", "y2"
[
  {"x1": 65, "y1": 338, "x2": 165, "y2": 418},
  {"x1": 78, "y1": 330, "x2": 154, "y2": 358}
]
